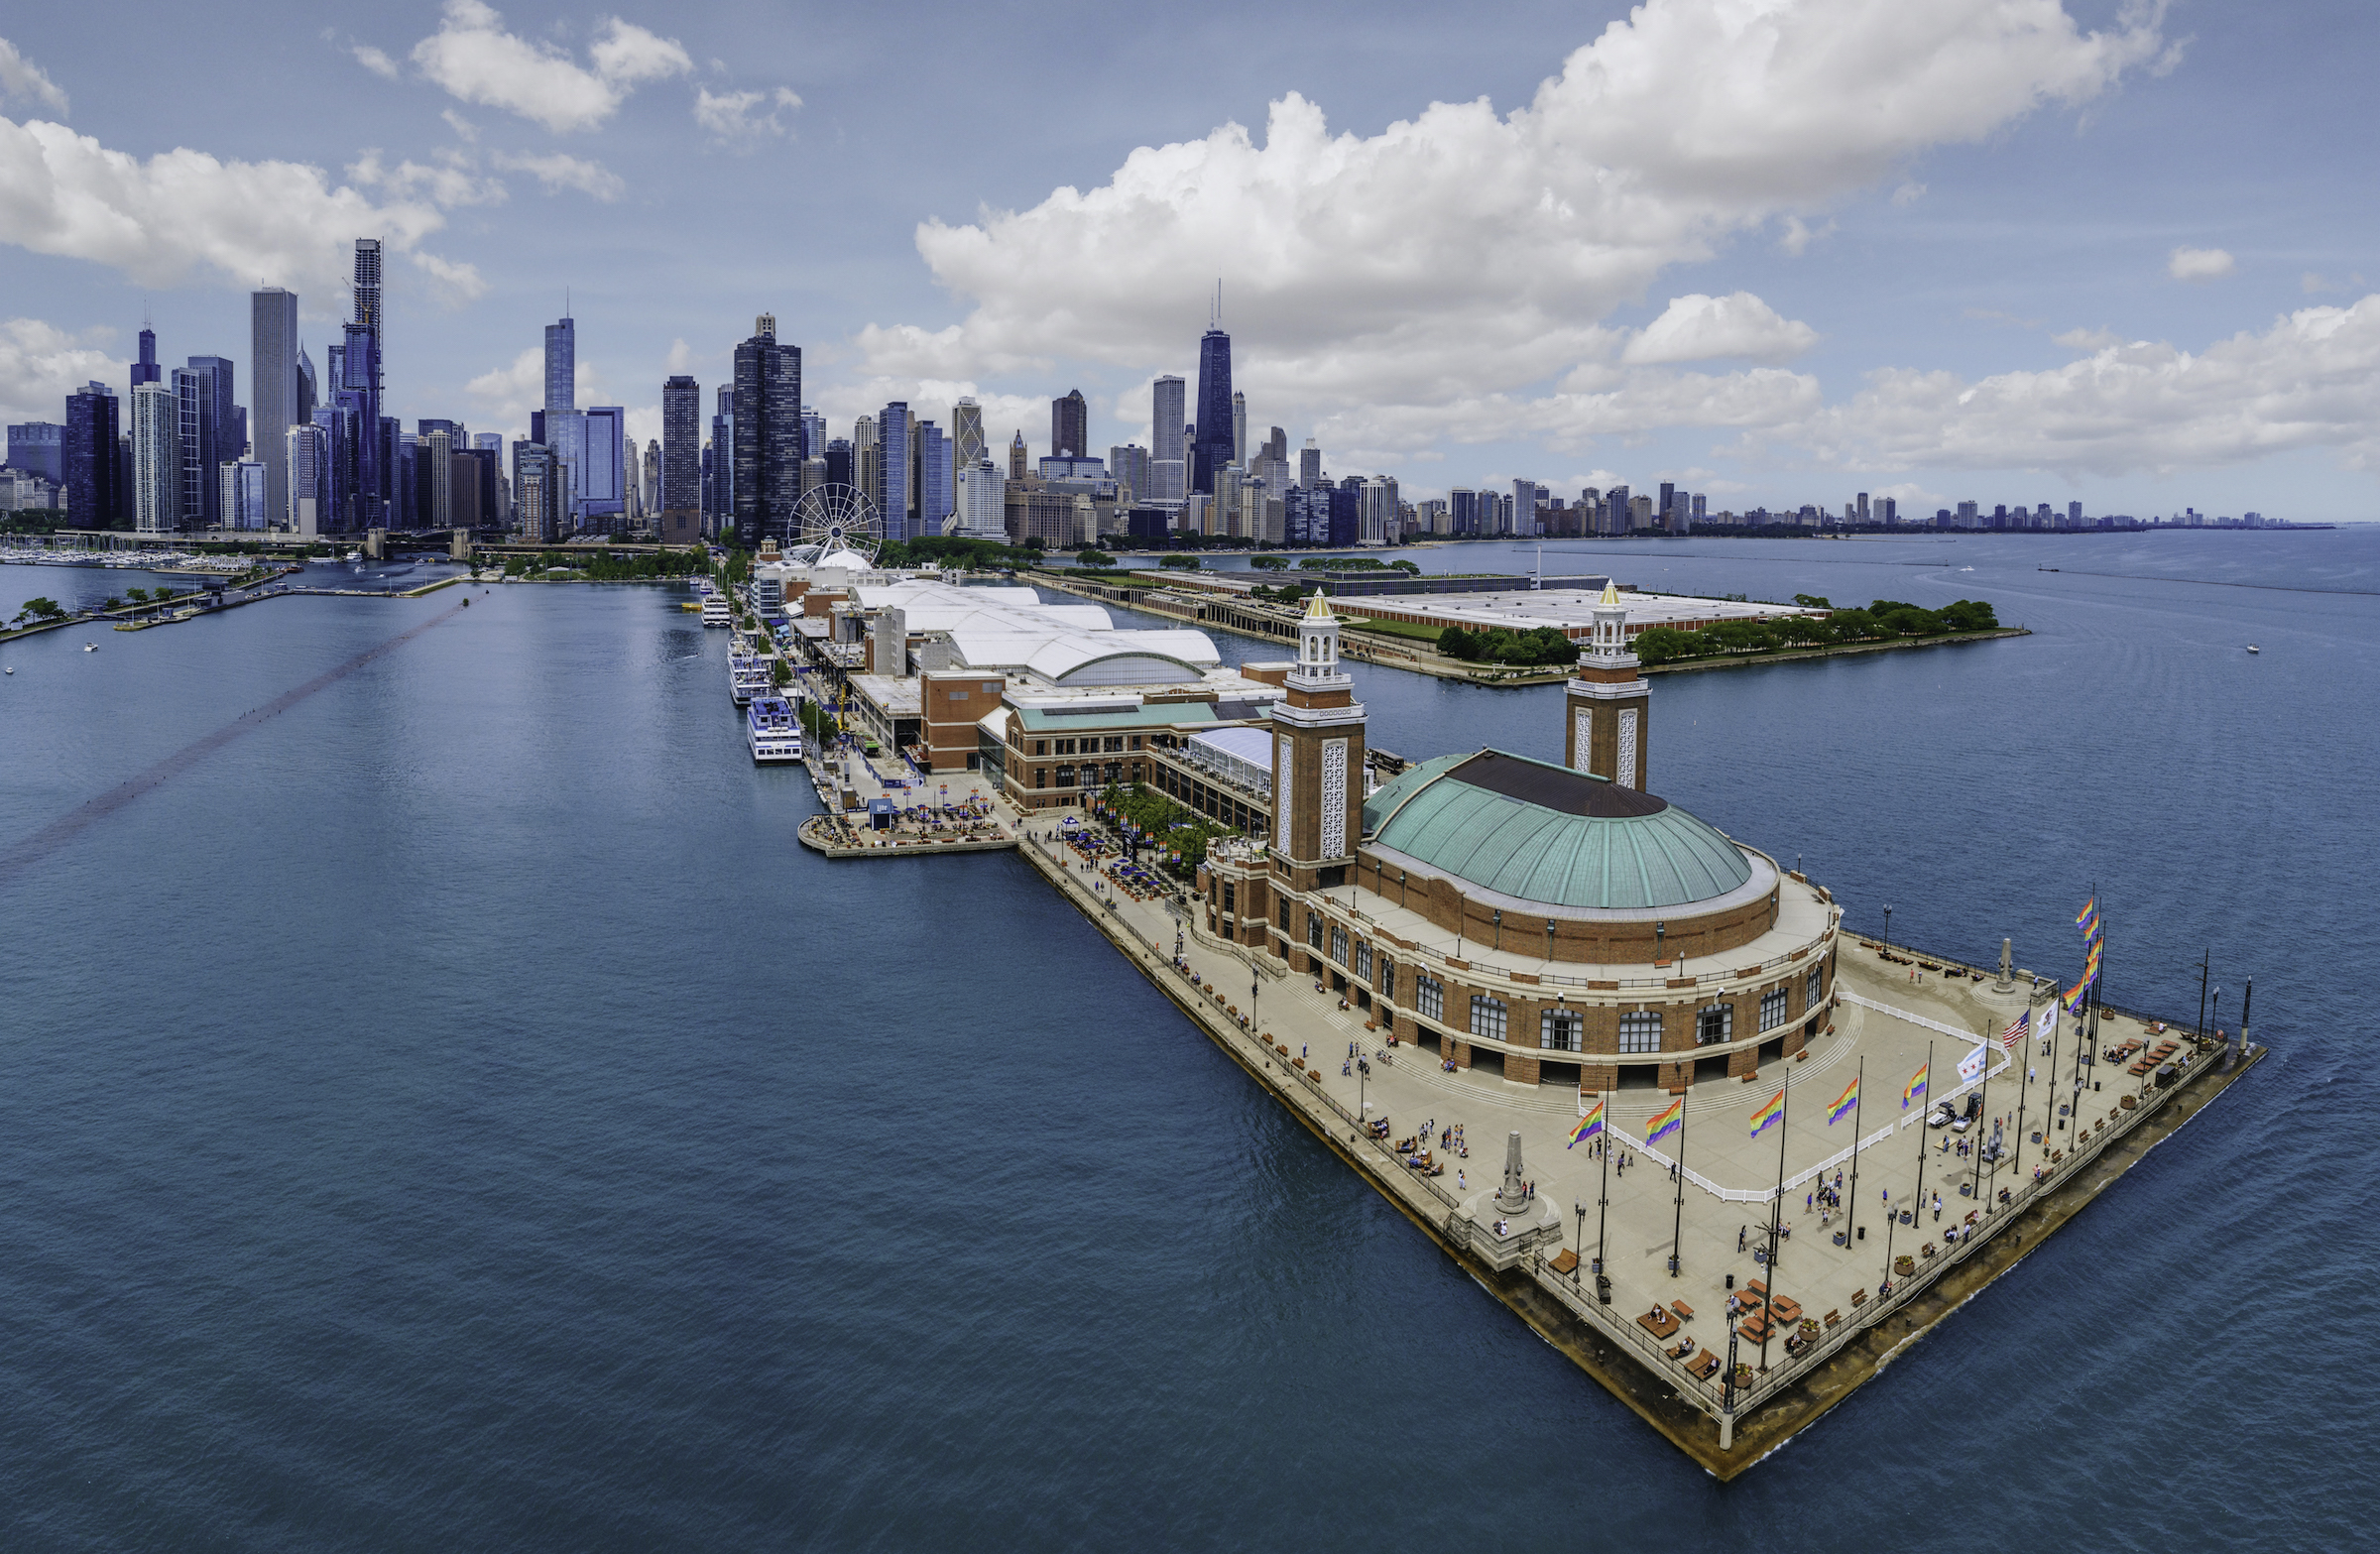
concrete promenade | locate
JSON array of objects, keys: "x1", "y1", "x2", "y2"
[{"x1": 1002, "y1": 799, "x2": 2260, "y2": 1475}]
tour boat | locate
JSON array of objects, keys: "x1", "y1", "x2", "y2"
[
  {"x1": 747, "y1": 695, "x2": 804, "y2": 764},
  {"x1": 700, "y1": 594, "x2": 731, "y2": 626},
  {"x1": 2246, "y1": 645, "x2": 2260, "y2": 654},
  {"x1": 345, "y1": 549, "x2": 361, "y2": 562},
  {"x1": 728, "y1": 651, "x2": 774, "y2": 707}
]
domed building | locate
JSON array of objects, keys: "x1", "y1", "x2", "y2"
[{"x1": 1201, "y1": 586, "x2": 1840, "y2": 1095}]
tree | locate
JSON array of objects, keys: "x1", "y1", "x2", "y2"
[
  {"x1": 1076, "y1": 547, "x2": 1115, "y2": 568},
  {"x1": 1389, "y1": 559, "x2": 1421, "y2": 574},
  {"x1": 102, "y1": 596, "x2": 124, "y2": 611},
  {"x1": 126, "y1": 588, "x2": 149, "y2": 603},
  {"x1": 1159, "y1": 554, "x2": 1201, "y2": 570},
  {"x1": 1022, "y1": 536, "x2": 1045, "y2": 551},
  {"x1": 1940, "y1": 598, "x2": 1998, "y2": 632},
  {"x1": 1793, "y1": 593, "x2": 1831, "y2": 609},
  {"x1": 1630, "y1": 626, "x2": 1702, "y2": 665},
  {"x1": 1250, "y1": 554, "x2": 1288, "y2": 570}
]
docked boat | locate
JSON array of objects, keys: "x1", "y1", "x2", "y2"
[
  {"x1": 747, "y1": 695, "x2": 804, "y2": 764},
  {"x1": 728, "y1": 651, "x2": 774, "y2": 707},
  {"x1": 701, "y1": 593, "x2": 731, "y2": 627}
]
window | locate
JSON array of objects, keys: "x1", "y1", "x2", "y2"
[
  {"x1": 1033, "y1": 740, "x2": 1048, "y2": 757},
  {"x1": 1354, "y1": 942, "x2": 1372, "y2": 981},
  {"x1": 1307, "y1": 911, "x2": 1323, "y2": 950},
  {"x1": 1105, "y1": 736, "x2": 1125, "y2": 753},
  {"x1": 1416, "y1": 975, "x2": 1443, "y2": 1022},
  {"x1": 1222, "y1": 883, "x2": 1235, "y2": 914},
  {"x1": 1469, "y1": 995, "x2": 1507, "y2": 1043},
  {"x1": 1034, "y1": 769, "x2": 1047, "y2": 789},
  {"x1": 1056, "y1": 738, "x2": 1076, "y2": 756},
  {"x1": 1377, "y1": 960, "x2": 1394, "y2": 1005},
  {"x1": 1698, "y1": 1004, "x2": 1733, "y2": 1046},
  {"x1": 1806, "y1": 967, "x2": 1824, "y2": 1010},
  {"x1": 1760, "y1": 987, "x2": 1789, "y2": 1031},
  {"x1": 1056, "y1": 766, "x2": 1076, "y2": 787},
  {"x1": 1619, "y1": 1011, "x2": 1662, "y2": 1053},
  {"x1": 1541, "y1": 1009, "x2": 1583, "y2": 1052},
  {"x1": 1280, "y1": 900, "x2": 1292, "y2": 931},
  {"x1": 1330, "y1": 925, "x2": 1349, "y2": 964},
  {"x1": 1130, "y1": 735, "x2": 1142, "y2": 750}
]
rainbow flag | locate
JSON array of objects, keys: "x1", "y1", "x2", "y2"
[
  {"x1": 1749, "y1": 1088, "x2": 1786, "y2": 1138},
  {"x1": 1827, "y1": 1075, "x2": 1859, "y2": 1126},
  {"x1": 1901, "y1": 1063, "x2": 1929, "y2": 1110},
  {"x1": 1569, "y1": 1098, "x2": 1606, "y2": 1149},
  {"x1": 1646, "y1": 1096, "x2": 1684, "y2": 1144},
  {"x1": 2063, "y1": 972, "x2": 2095, "y2": 1015},
  {"x1": 2075, "y1": 897, "x2": 2097, "y2": 933}
]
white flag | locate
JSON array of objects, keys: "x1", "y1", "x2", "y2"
[{"x1": 1958, "y1": 1044, "x2": 1987, "y2": 1083}]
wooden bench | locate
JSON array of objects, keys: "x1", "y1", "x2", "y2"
[
  {"x1": 1670, "y1": 1300, "x2": 1695, "y2": 1321},
  {"x1": 1745, "y1": 1278, "x2": 1769, "y2": 1297},
  {"x1": 1635, "y1": 1309, "x2": 1679, "y2": 1340},
  {"x1": 1547, "y1": 1249, "x2": 1579, "y2": 1276},
  {"x1": 1823, "y1": 1308, "x2": 1842, "y2": 1329},
  {"x1": 1738, "y1": 1312, "x2": 1772, "y2": 1343},
  {"x1": 1688, "y1": 1351, "x2": 1722, "y2": 1380},
  {"x1": 1770, "y1": 1296, "x2": 1804, "y2": 1325}
]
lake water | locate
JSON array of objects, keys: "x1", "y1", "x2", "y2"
[{"x1": 0, "y1": 531, "x2": 2370, "y2": 1549}]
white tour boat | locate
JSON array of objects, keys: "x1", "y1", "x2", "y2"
[{"x1": 747, "y1": 695, "x2": 804, "y2": 764}]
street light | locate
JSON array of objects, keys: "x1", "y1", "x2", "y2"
[
  {"x1": 1572, "y1": 1201, "x2": 1588, "y2": 1283},
  {"x1": 1883, "y1": 904, "x2": 1893, "y2": 950}
]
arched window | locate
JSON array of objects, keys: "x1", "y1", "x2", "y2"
[
  {"x1": 1618, "y1": 1011, "x2": 1661, "y2": 1053},
  {"x1": 1469, "y1": 996, "x2": 1507, "y2": 1043},
  {"x1": 1697, "y1": 1003, "x2": 1733, "y2": 1046},
  {"x1": 1540, "y1": 1009, "x2": 1582, "y2": 1052}
]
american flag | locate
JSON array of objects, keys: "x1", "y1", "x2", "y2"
[{"x1": 2000, "y1": 1013, "x2": 2028, "y2": 1049}]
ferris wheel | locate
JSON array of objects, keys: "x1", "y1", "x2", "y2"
[{"x1": 791, "y1": 483, "x2": 884, "y2": 564}]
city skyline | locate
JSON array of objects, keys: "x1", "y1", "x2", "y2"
[{"x1": 3, "y1": 3, "x2": 2380, "y2": 520}]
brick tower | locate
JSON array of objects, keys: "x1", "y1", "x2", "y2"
[
  {"x1": 1271, "y1": 590, "x2": 1367, "y2": 885},
  {"x1": 1563, "y1": 581, "x2": 1650, "y2": 788}
]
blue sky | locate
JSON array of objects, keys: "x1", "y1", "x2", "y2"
[{"x1": 3, "y1": 0, "x2": 2377, "y2": 520}]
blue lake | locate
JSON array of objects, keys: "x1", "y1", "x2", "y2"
[{"x1": 0, "y1": 529, "x2": 2369, "y2": 1549}]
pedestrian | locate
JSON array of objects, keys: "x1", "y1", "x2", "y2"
[
  {"x1": 1738, "y1": 1224, "x2": 1747, "y2": 1253},
  {"x1": 1458, "y1": 1169, "x2": 1466, "y2": 1190}
]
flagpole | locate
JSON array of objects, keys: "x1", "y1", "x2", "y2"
[
  {"x1": 1759, "y1": 1072, "x2": 1790, "y2": 1374},
  {"x1": 1844, "y1": 1056, "x2": 1864, "y2": 1251},
  {"x1": 1669, "y1": 1084, "x2": 1687, "y2": 1279},
  {"x1": 2013, "y1": 991, "x2": 2037, "y2": 1203},
  {"x1": 1973, "y1": 1029, "x2": 1993, "y2": 1218},
  {"x1": 1594, "y1": 1086, "x2": 1612, "y2": 1299},
  {"x1": 1905, "y1": 1041, "x2": 1933, "y2": 1292}
]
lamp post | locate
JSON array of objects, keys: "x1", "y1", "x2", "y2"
[
  {"x1": 1882, "y1": 904, "x2": 1892, "y2": 952},
  {"x1": 1572, "y1": 1201, "x2": 1587, "y2": 1284}
]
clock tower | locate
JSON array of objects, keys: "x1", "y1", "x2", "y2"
[
  {"x1": 1564, "y1": 581, "x2": 1650, "y2": 788},
  {"x1": 1271, "y1": 590, "x2": 1367, "y2": 885}
]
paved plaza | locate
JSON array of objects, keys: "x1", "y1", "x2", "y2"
[{"x1": 1009, "y1": 800, "x2": 2185, "y2": 1388}]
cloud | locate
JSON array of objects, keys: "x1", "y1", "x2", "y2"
[
  {"x1": 2168, "y1": 245, "x2": 2235, "y2": 282},
  {"x1": 0, "y1": 316, "x2": 116, "y2": 423},
  {"x1": 0, "y1": 116, "x2": 478, "y2": 299},
  {"x1": 0, "y1": 37, "x2": 69, "y2": 116},
  {"x1": 1777, "y1": 215, "x2": 1836, "y2": 255},
  {"x1": 441, "y1": 108, "x2": 479, "y2": 142},
  {"x1": 694, "y1": 86, "x2": 802, "y2": 144},
  {"x1": 410, "y1": 2, "x2": 689, "y2": 134},
  {"x1": 347, "y1": 148, "x2": 507, "y2": 207},
  {"x1": 2051, "y1": 325, "x2": 2121, "y2": 350},
  {"x1": 859, "y1": 0, "x2": 2169, "y2": 438},
  {"x1": 1796, "y1": 296, "x2": 2380, "y2": 476},
  {"x1": 466, "y1": 344, "x2": 601, "y2": 440},
  {"x1": 1891, "y1": 180, "x2": 1927, "y2": 205},
  {"x1": 663, "y1": 337, "x2": 698, "y2": 374},
  {"x1": 352, "y1": 44, "x2": 401, "y2": 80},
  {"x1": 1622, "y1": 293, "x2": 1818, "y2": 365},
  {"x1": 491, "y1": 151, "x2": 625, "y2": 201}
]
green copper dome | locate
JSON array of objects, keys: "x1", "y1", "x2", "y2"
[{"x1": 1362, "y1": 750, "x2": 1755, "y2": 912}]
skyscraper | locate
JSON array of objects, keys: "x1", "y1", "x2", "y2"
[
  {"x1": 181, "y1": 355, "x2": 236, "y2": 530},
  {"x1": 544, "y1": 314, "x2": 575, "y2": 418},
  {"x1": 731, "y1": 314, "x2": 802, "y2": 542},
  {"x1": 132, "y1": 323, "x2": 160, "y2": 392},
  {"x1": 1231, "y1": 391, "x2": 1247, "y2": 466},
  {"x1": 1009, "y1": 430, "x2": 1027, "y2": 481},
  {"x1": 1300, "y1": 439, "x2": 1322, "y2": 489},
  {"x1": 708, "y1": 384, "x2": 734, "y2": 530},
  {"x1": 1192, "y1": 327, "x2": 1232, "y2": 494},
  {"x1": 877, "y1": 402, "x2": 911, "y2": 542},
  {"x1": 916, "y1": 418, "x2": 951, "y2": 536},
  {"x1": 348, "y1": 240, "x2": 385, "y2": 524},
  {"x1": 287, "y1": 421, "x2": 327, "y2": 534},
  {"x1": 63, "y1": 384, "x2": 120, "y2": 529},
  {"x1": 951, "y1": 397, "x2": 986, "y2": 470},
  {"x1": 250, "y1": 287, "x2": 298, "y2": 532},
  {"x1": 352, "y1": 239, "x2": 383, "y2": 339},
  {"x1": 1051, "y1": 389, "x2": 1088, "y2": 459},
  {"x1": 662, "y1": 376, "x2": 701, "y2": 515},
  {"x1": 579, "y1": 407, "x2": 627, "y2": 529},
  {"x1": 131, "y1": 381, "x2": 178, "y2": 532},
  {"x1": 1151, "y1": 376, "x2": 1185, "y2": 465},
  {"x1": 6, "y1": 421, "x2": 63, "y2": 483}
]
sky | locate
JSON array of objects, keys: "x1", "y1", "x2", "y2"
[{"x1": 3, "y1": 0, "x2": 2379, "y2": 522}]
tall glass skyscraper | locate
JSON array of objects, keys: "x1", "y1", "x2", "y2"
[
  {"x1": 916, "y1": 419, "x2": 951, "y2": 536},
  {"x1": 544, "y1": 315, "x2": 575, "y2": 418},
  {"x1": 661, "y1": 375, "x2": 701, "y2": 516},
  {"x1": 249, "y1": 288, "x2": 298, "y2": 529},
  {"x1": 1192, "y1": 329, "x2": 1232, "y2": 495},
  {"x1": 349, "y1": 240, "x2": 385, "y2": 525},
  {"x1": 731, "y1": 315, "x2": 802, "y2": 543},
  {"x1": 876, "y1": 402, "x2": 910, "y2": 541},
  {"x1": 63, "y1": 383, "x2": 120, "y2": 529}
]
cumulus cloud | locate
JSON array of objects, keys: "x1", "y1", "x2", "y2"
[
  {"x1": 441, "y1": 108, "x2": 480, "y2": 142},
  {"x1": 491, "y1": 151, "x2": 625, "y2": 201},
  {"x1": 0, "y1": 115, "x2": 478, "y2": 299},
  {"x1": 1892, "y1": 180, "x2": 1928, "y2": 205},
  {"x1": 859, "y1": 0, "x2": 2169, "y2": 443},
  {"x1": 2168, "y1": 245, "x2": 2235, "y2": 282},
  {"x1": 353, "y1": 44, "x2": 401, "y2": 80},
  {"x1": 348, "y1": 148, "x2": 507, "y2": 207},
  {"x1": 0, "y1": 316, "x2": 116, "y2": 423},
  {"x1": 694, "y1": 86, "x2": 802, "y2": 144},
  {"x1": 1793, "y1": 297, "x2": 2380, "y2": 476},
  {"x1": 410, "y1": 2, "x2": 689, "y2": 133},
  {"x1": 1622, "y1": 293, "x2": 1819, "y2": 365},
  {"x1": 2051, "y1": 325, "x2": 2121, "y2": 350},
  {"x1": 0, "y1": 37, "x2": 69, "y2": 116}
]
